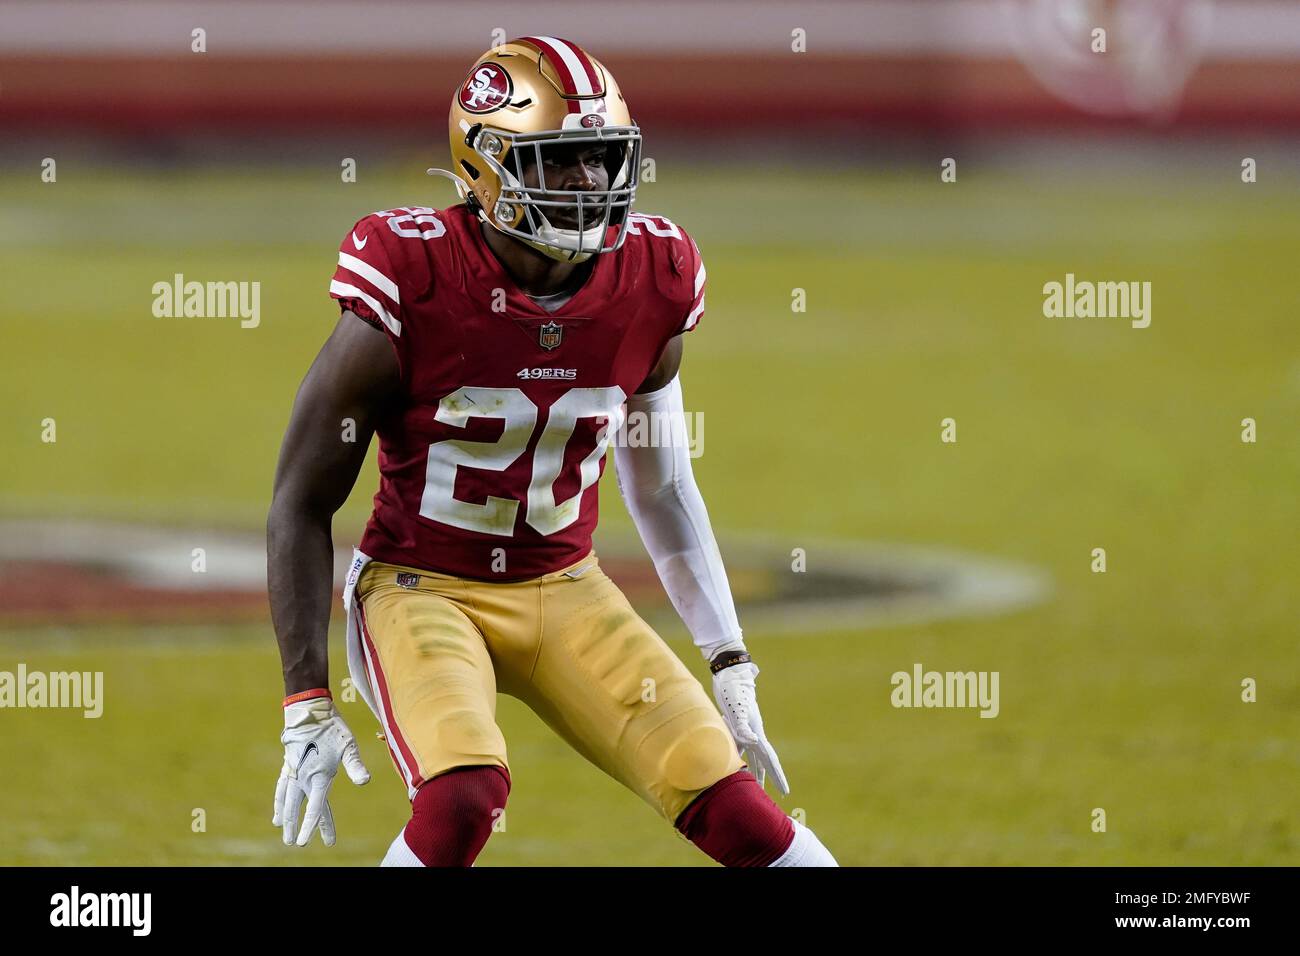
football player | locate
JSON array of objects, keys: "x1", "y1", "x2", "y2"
[{"x1": 267, "y1": 37, "x2": 836, "y2": 867}]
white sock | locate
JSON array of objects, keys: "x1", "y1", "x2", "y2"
[
  {"x1": 380, "y1": 828, "x2": 424, "y2": 867},
  {"x1": 768, "y1": 818, "x2": 838, "y2": 867}
]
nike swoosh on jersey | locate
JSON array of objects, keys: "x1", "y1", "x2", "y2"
[{"x1": 352, "y1": 231, "x2": 368, "y2": 251}]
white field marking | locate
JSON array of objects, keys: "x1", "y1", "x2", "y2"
[
  {"x1": 190, "y1": 839, "x2": 303, "y2": 860},
  {"x1": 0, "y1": 517, "x2": 355, "y2": 590},
  {"x1": 701, "y1": 531, "x2": 1052, "y2": 634},
  {"x1": 22, "y1": 838, "x2": 93, "y2": 860},
  {"x1": 0, "y1": 519, "x2": 1050, "y2": 642},
  {"x1": 1, "y1": 173, "x2": 1266, "y2": 252}
]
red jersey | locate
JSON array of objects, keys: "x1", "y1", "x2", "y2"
[{"x1": 329, "y1": 203, "x2": 706, "y2": 581}]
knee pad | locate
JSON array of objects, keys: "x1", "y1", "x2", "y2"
[{"x1": 661, "y1": 721, "x2": 737, "y2": 793}]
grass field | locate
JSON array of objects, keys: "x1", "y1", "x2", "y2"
[{"x1": 2, "y1": 157, "x2": 1298, "y2": 865}]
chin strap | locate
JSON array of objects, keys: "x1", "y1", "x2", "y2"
[{"x1": 520, "y1": 232, "x2": 595, "y2": 264}]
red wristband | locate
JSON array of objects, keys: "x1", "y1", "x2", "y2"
[{"x1": 283, "y1": 687, "x2": 332, "y2": 707}]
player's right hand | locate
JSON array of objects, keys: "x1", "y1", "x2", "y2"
[
  {"x1": 272, "y1": 693, "x2": 370, "y2": 847},
  {"x1": 712, "y1": 660, "x2": 791, "y2": 796}
]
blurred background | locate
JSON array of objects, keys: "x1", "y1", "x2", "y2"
[{"x1": 1, "y1": 0, "x2": 1297, "y2": 865}]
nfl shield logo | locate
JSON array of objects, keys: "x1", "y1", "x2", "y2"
[
  {"x1": 396, "y1": 572, "x2": 421, "y2": 589},
  {"x1": 539, "y1": 321, "x2": 563, "y2": 351}
]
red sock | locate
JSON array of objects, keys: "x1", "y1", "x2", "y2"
[
  {"x1": 675, "y1": 770, "x2": 795, "y2": 867},
  {"x1": 403, "y1": 765, "x2": 511, "y2": 866}
]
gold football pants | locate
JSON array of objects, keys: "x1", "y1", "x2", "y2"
[{"x1": 352, "y1": 551, "x2": 745, "y2": 824}]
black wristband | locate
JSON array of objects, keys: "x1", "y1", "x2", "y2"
[{"x1": 709, "y1": 650, "x2": 752, "y2": 674}]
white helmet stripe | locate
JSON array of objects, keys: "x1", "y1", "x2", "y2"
[{"x1": 533, "y1": 35, "x2": 596, "y2": 96}]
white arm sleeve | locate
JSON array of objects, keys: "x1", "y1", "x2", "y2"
[{"x1": 612, "y1": 374, "x2": 746, "y2": 662}]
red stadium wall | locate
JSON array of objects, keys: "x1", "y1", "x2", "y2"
[{"x1": 3, "y1": 0, "x2": 1299, "y2": 135}]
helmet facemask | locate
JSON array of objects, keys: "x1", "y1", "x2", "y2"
[{"x1": 471, "y1": 125, "x2": 641, "y2": 263}]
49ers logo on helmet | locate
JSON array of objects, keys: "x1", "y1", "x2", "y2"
[{"x1": 459, "y1": 62, "x2": 513, "y2": 113}]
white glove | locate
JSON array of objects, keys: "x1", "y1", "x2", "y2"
[
  {"x1": 272, "y1": 696, "x2": 370, "y2": 846},
  {"x1": 712, "y1": 661, "x2": 789, "y2": 796}
]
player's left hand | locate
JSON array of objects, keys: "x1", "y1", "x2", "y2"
[{"x1": 712, "y1": 660, "x2": 790, "y2": 795}]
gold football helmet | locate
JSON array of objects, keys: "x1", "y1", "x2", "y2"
[{"x1": 428, "y1": 37, "x2": 642, "y2": 262}]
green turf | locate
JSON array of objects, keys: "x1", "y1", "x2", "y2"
[{"x1": 1, "y1": 161, "x2": 1297, "y2": 864}]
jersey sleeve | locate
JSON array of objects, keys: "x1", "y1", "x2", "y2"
[
  {"x1": 675, "y1": 231, "x2": 706, "y2": 336},
  {"x1": 329, "y1": 214, "x2": 404, "y2": 344}
]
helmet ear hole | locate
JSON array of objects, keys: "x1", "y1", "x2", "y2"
[{"x1": 459, "y1": 160, "x2": 481, "y2": 181}]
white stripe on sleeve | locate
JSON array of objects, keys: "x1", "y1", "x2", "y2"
[
  {"x1": 337, "y1": 251, "x2": 401, "y2": 304},
  {"x1": 330, "y1": 280, "x2": 402, "y2": 337},
  {"x1": 682, "y1": 296, "x2": 705, "y2": 332}
]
